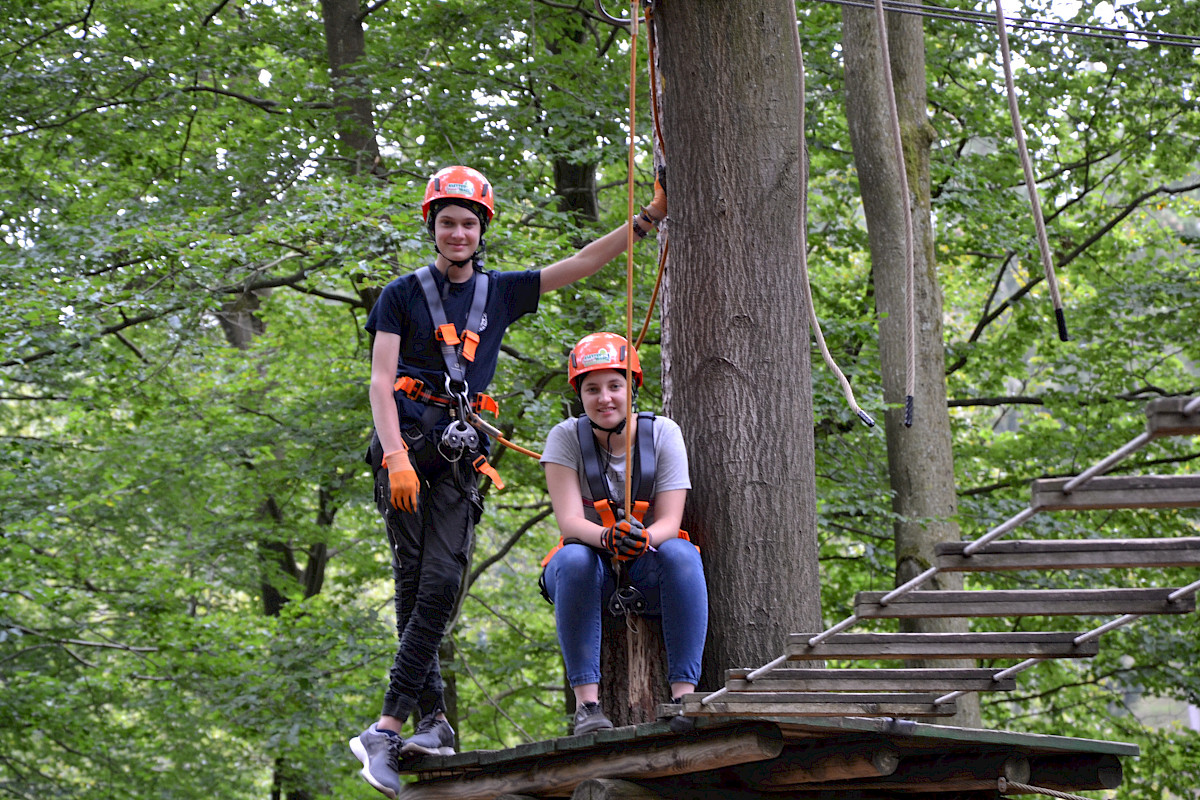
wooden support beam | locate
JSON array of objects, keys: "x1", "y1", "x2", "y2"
[
  {"x1": 811, "y1": 752, "x2": 1029, "y2": 790},
  {"x1": 571, "y1": 778, "x2": 666, "y2": 800},
  {"x1": 731, "y1": 742, "x2": 900, "y2": 788},
  {"x1": 786, "y1": 631, "x2": 1100, "y2": 661},
  {"x1": 1029, "y1": 475, "x2": 1200, "y2": 512},
  {"x1": 854, "y1": 588, "x2": 1196, "y2": 619},
  {"x1": 680, "y1": 692, "x2": 956, "y2": 717},
  {"x1": 937, "y1": 536, "x2": 1200, "y2": 572},
  {"x1": 1028, "y1": 753, "x2": 1123, "y2": 791},
  {"x1": 723, "y1": 668, "x2": 1016, "y2": 692},
  {"x1": 1146, "y1": 396, "x2": 1200, "y2": 438},
  {"x1": 394, "y1": 723, "x2": 784, "y2": 799}
]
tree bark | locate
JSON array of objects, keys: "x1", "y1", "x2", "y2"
[
  {"x1": 841, "y1": 5, "x2": 980, "y2": 726},
  {"x1": 655, "y1": 0, "x2": 822, "y2": 688},
  {"x1": 319, "y1": 0, "x2": 383, "y2": 173}
]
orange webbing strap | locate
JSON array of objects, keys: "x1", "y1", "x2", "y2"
[
  {"x1": 472, "y1": 454, "x2": 504, "y2": 491},
  {"x1": 435, "y1": 323, "x2": 460, "y2": 346},
  {"x1": 393, "y1": 376, "x2": 498, "y2": 415},
  {"x1": 461, "y1": 329, "x2": 480, "y2": 362},
  {"x1": 593, "y1": 497, "x2": 619, "y2": 528},
  {"x1": 623, "y1": 0, "x2": 639, "y2": 525}
]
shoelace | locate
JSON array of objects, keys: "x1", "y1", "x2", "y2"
[{"x1": 385, "y1": 734, "x2": 406, "y2": 769}]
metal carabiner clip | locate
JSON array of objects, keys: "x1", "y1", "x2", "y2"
[{"x1": 595, "y1": 0, "x2": 636, "y2": 29}]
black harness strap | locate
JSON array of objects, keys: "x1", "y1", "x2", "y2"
[
  {"x1": 575, "y1": 411, "x2": 656, "y2": 515},
  {"x1": 414, "y1": 264, "x2": 489, "y2": 389},
  {"x1": 413, "y1": 265, "x2": 490, "y2": 432}
]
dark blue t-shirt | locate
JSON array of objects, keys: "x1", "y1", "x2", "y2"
[{"x1": 366, "y1": 264, "x2": 541, "y2": 440}]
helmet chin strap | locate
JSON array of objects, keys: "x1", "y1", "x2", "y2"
[{"x1": 589, "y1": 417, "x2": 627, "y2": 435}]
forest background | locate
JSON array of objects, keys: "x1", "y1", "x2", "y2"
[{"x1": 2, "y1": 0, "x2": 1198, "y2": 798}]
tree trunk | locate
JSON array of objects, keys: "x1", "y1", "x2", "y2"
[
  {"x1": 599, "y1": 613, "x2": 670, "y2": 727},
  {"x1": 319, "y1": 0, "x2": 383, "y2": 173},
  {"x1": 655, "y1": 0, "x2": 822, "y2": 689},
  {"x1": 841, "y1": 5, "x2": 981, "y2": 726}
]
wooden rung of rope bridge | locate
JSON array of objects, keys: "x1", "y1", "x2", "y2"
[{"x1": 691, "y1": 395, "x2": 1200, "y2": 719}]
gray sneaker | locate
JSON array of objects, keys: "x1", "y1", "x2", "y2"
[
  {"x1": 349, "y1": 724, "x2": 404, "y2": 798},
  {"x1": 400, "y1": 711, "x2": 456, "y2": 757},
  {"x1": 573, "y1": 702, "x2": 614, "y2": 735}
]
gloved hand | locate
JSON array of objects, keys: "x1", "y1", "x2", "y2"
[
  {"x1": 601, "y1": 517, "x2": 650, "y2": 562},
  {"x1": 382, "y1": 447, "x2": 420, "y2": 513},
  {"x1": 646, "y1": 167, "x2": 667, "y2": 222}
]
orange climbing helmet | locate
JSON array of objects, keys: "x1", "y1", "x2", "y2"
[
  {"x1": 568, "y1": 332, "x2": 642, "y2": 392},
  {"x1": 422, "y1": 166, "x2": 495, "y2": 224}
]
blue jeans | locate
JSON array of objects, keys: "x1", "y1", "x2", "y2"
[{"x1": 542, "y1": 538, "x2": 708, "y2": 688}]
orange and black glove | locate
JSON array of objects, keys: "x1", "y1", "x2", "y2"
[
  {"x1": 646, "y1": 166, "x2": 667, "y2": 222},
  {"x1": 601, "y1": 517, "x2": 649, "y2": 562},
  {"x1": 382, "y1": 447, "x2": 420, "y2": 513}
]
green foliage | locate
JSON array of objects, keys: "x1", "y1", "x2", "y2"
[{"x1": 2, "y1": 0, "x2": 1198, "y2": 797}]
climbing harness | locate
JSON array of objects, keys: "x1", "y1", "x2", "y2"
[
  {"x1": 539, "y1": 411, "x2": 659, "y2": 569},
  {"x1": 409, "y1": 264, "x2": 506, "y2": 489}
]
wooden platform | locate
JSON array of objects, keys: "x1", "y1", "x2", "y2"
[{"x1": 394, "y1": 716, "x2": 1138, "y2": 799}]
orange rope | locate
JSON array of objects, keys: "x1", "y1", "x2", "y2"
[
  {"x1": 635, "y1": 238, "x2": 667, "y2": 349},
  {"x1": 623, "y1": 0, "x2": 639, "y2": 521}
]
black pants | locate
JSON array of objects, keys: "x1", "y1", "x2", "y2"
[{"x1": 373, "y1": 446, "x2": 481, "y2": 723}]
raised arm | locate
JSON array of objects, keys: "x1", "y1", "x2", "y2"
[{"x1": 538, "y1": 178, "x2": 666, "y2": 295}]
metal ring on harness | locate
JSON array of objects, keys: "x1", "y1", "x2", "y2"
[{"x1": 437, "y1": 377, "x2": 481, "y2": 459}]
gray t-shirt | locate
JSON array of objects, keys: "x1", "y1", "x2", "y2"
[{"x1": 540, "y1": 414, "x2": 691, "y2": 527}]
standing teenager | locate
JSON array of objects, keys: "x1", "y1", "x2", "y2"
[
  {"x1": 350, "y1": 167, "x2": 666, "y2": 799},
  {"x1": 539, "y1": 332, "x2": 708, "y2": 735}
]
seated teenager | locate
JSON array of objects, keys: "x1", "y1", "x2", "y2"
[{"x1": 539, "y1": 332, "x2": 708, "y2": 734}]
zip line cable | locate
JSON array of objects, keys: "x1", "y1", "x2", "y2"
[{"x1": 806, "y1": 0, "x2": 1200, "y2": 49}]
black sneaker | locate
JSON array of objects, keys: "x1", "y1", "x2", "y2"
[
  {"x1": 573, "y1": 702, "x2": 614, "y2": 735},
  {"x1": 349, "y1": 724, "x2": 404, "y2": 798},
  {"x1": 400, "y1": 711, "x2": 456, "y2": 757}
]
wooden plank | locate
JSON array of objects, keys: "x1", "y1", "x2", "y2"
[
  {"x1": 786, "y1": 631, "x2": 1100, "y2": 660},
  {"x1": 1146, "y1": 396, "x2": 1200, "y2": 437},
  {"x1": 810, "y1": 752, "x2": 1029, "y2": 790},
  {"x1": 393, "y1": 723, "x2": 783, "y2": 799},
  {"x1": 937, "y1": 536, "x2": 1200, "y2": 571},
  {"x1": 1029, "y1": 753, "x2": 1123, "y2": 791},
  {"x1": 854, "y1": 588, "x2": 1196, "y2": 619},
  {"x1": 733, "y1": 744, "x2": 900, "y2": 788},
  {"x1": 723, "y1": 668, "x2": 1016, "y2": 692},
  {"x1": 1030, "y1": 475, "x2": 1200, "y2": 511},
  {"x1": 681, "y1": 692, "x2": 957, "y2": 718},
  {"x1": 571, "y1": 778, "x2": 667, "y2": 800}
]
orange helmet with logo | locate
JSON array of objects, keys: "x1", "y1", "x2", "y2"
[
  {"x1": 568, "y1": 332, "x2": 642, "y2": 392},
  {"x1": 422, "y1": 166, "x2": 495, "y2": 223}
]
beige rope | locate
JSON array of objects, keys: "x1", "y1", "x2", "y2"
[
  {"x1": 993, "y1": 1, "x2": 1069, "y2": 341},
  {"x1": 791, "y1": 7, "x2": 875, "y2": 427},
  {"x1": 872, "y1": 0, "x2": 917, "y2": 426}
]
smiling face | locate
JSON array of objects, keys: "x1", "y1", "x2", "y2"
[
  {"x1": 579, "y1": 369, "x2": 630, "y2": 430},
  {"x1": 431, "y1": 202, "x2": 482, "y2": 264}
]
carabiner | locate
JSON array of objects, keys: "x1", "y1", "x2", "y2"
[{"x1": 595, "y1": 0, "x2": 637, "y2": 29}]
